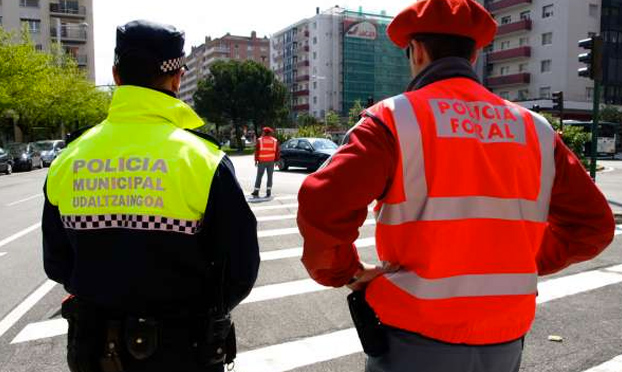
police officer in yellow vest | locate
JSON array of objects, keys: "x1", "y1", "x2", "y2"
[{"x1": 42, "y1": 20, "x2": 260, "y2": 372}]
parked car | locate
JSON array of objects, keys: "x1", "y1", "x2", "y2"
[
  {"x1": 7, "y1": 143, "x2": 43, "y2": 171},
  {"x1": 36, "y1": 140, "x2": 66, "y2": 167},
  {"x1": 0, "y1": 147, "x2": 14, "y2": 175},
  {"x1": 278, "y1": 138, "x2": 338, "y2": 171}
]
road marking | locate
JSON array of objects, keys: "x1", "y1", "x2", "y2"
[
  {"x1": 0, "y1": 280, "x2": 56, "y2": 338},
  {"x1": 261, "y1": 238, "x2": 375, "y2": 261},
  {"x1": 11, "y1": 318, "x2": 66, "y2": 344},
  {"x1": 251, "y1": 203, "x2": 298, "y2": 212},
  {"x1": 582, "y1": 354, "x2": 622, "y2": 372},
  {"x1": 0, "y1": 223, "x2": 41, "y2": 249},
  {"x1": 615, "y1": 225, "x2": 622, "y2": 236},
  {"x1": 258, "y1": 219, "x2": 375, "y2": 238},
  {"x1": 536, "y1": 264, "x2": 622, "y2": 304},
  {"x1": 241, "y1": 279, "x2": 328, "y2": 305},
  {"x1": 0, "y1": 252, "x2": 7, "y2": 258},
  {"x1": 235, "y1": 328, "x2": 361, "y2": 372},
  {"x1": 273, "y1": 195, "x2": 297, "y2": 201},
  {"x1": 6, "y1": 194, "x2": 43, "y2": 207},
  {"x1": 257, "y1": 214, "x2": 297, "y2": 222}
]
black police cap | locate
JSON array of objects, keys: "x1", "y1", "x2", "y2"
[{"x1": 114, "y1": 20, "x2": 186, "y2": 74}]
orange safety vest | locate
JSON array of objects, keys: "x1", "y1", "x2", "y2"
[
  {"x1": 365, "y1": 78, "x2": 556, "y2": 345},
  {"x1": 257, "y1": 136, "x2": 278, "y2": 162}
]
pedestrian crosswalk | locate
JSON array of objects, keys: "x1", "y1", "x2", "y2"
[{"x1": 3, "y1": 197, "x2": 622, "y2": 372}]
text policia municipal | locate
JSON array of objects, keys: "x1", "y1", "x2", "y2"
[{"x1": 72, "y1": 158, "x2": 168, "y2": 210}]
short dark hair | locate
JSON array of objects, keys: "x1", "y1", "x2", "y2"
[
  {"x1": 115, "y1": 49, "x2": 180, "y2": 88},
  {"x1": 412, "y1": 33, "x2": 477, "y2": 61}
]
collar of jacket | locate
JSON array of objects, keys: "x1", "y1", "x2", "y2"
[
  {"x1": 106, "y1": 85, "x2": 204, "y2": 129},
  {"x1": 407, "y1": 57, "x2": 480, "y2": 91}
]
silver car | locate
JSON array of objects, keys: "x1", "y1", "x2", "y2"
[{"x1": 36, "y1": 140, "x2": 66, "y2": 167}]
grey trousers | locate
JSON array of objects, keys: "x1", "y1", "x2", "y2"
[
  {"x1": 254, "y1": 161, "x2": 274, "y2": 191},
  {"x1": 366, "y1": 328, "x2": 523, "y2": 372}
]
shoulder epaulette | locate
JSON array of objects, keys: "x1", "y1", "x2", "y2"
[
  {"x1": 65, "y1": 125, "x2": 95, "y2": 145},
  {"x1": 185, "y1": 129, "x2": 222, "y2": 149}
]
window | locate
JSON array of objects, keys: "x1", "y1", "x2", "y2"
[
  {"x1": 519, "y1": 63, "x2": 529, "y2": 72},
  {"x1": 313, "y1": 52, "x2": 317, "y2": 59},
  {"x1": 586, "y1": 87, "x2": 594, "y2": 100},
  {"x1": 313, "y1": 22, "x2": 317, "y2": 29},
  {"x1": 501, "y1": 16, "x2": 512, "y2": 25},
  {"x1": 313, "y1": 81, "x2": 317, "y2": 89},
  {"x1": 540, "y1": 87, "x2": 551, "y2": 98},
  {"x1": 499, "y1": 91, "x2": 510, "y2": 100},
  {"x1": 20, "y1": 0, "x2": 39, "y2": 7},
  {"x1": 518, "y1": 89, "x2": 529, "y2": 100},
  {"x1": 313, "y1": 96, "x2": 317, "y2": 104},
  {"x1": 541, "y1": 59, "x2": 552, "y2": 72},
  {"x1": 519, "y1": 37, "x2": 529, "y2": 46},
  {"x1": 21, "y1": 19, "x2": 41, "y2": 33},
  {"x1": 542, "y1": 4, "x2": 554, "y2": 18},
  {"x1": 542, "y1": 32, "x2": 553, "y2": 45},
  {"x1": 35, "y1": 44, "x2": 43, "y2": 51},
  {"x1": 500, "y1": 66, "x2": 510, "y2": 75},
  {"x1": 500, "y1": 40, "x2": 511, "y2": 50},
  {"x1": 313, "y1": 37, "x2": 317, "y2": 45},
  {"x1": 297, "y1": 141, "x2": 313, "y2": 151},
  {"x1": 520, "y1": 11, "x2": 531, "y2": 20},
  {"x1": 589, "y1": 4, "x2": 599, "y2": 17}
]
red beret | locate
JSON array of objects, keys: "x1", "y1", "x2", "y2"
[
  {"x1": 262, "y1": 126, "x2": 274, "y2": 134},
  {"x1": 387, "y1": 0, "x2": 497, "y2": 50}
]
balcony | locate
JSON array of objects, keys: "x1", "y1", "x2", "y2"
[
  {"x1": 487, "y1": 0, "x2": 531, "y2": 13},
  {"x1": 295, "y1": 74, "x2": 310, "y2": 82},
  {"x1": 297, "y1": 60, "x2": 310, "y2": 68},
  {"x1": 293, "y1": 104, "x2": 310, "y2": 111},
  {"x1": 487, "y1": 46, "x2": 531, "y2": 63},
  {"x1": 486, "y1": 73, "x2": 531, "y2": 87},
  {"x1": 50, "y1": 26, "x2": 87, "y2": 43},
  {"x1": 50, "y1": 3, "x2": 86, "y2": 18},
  {"x1": 293, "y1": 90, "x2": 310, "y2": 97},
  {"x1": 497, "y1": 19, "x2": 532, "y2": 36}
]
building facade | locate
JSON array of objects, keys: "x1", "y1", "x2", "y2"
[
  {"x1": 180, "y1": 32, "x2": 270, "y2": 107},
  {"x1": 0, "y1": 0, "x2": 95, "y2": 81},
  {"x1": 482, "y1": 0, "x2": 604, "y2": 115},
  {"x1": 601, "y1": 0, "x2": 622, "y2": 105},
  {"x1": 271, "y1": 7, "x2": 410, "y2": 120}
]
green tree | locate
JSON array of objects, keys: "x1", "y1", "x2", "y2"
[
  {"x1": 296, "y1": 113, "x2": 318, "y2": 127},
  {"x1": 347, "y1": 99, "x2": 365, "y2": 127},
  {"x1": 600, "y1": 105, "x2": 622, "y2": 123},
  {"x1": 193, "y1": 60, "x2": 289, "y2": 151},
  {"x1": 541, "y1": 112, "x2": 590, "y2": 166},
  {"x1": 325, "y1": 110, "x2": 341, "y2": 130}
]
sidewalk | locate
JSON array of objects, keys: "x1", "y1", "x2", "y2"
[{"x1": 596, "y1": 159, "x2": 622, "y2": 223}]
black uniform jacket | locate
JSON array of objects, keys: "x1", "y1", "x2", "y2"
[{"x1": 42, "y1": 145, "x2": 260, "y2": 316}]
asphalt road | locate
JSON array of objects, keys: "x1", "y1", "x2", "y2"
[{"x1": 0, "y1": 156, "x2": 621, "y2": 372}]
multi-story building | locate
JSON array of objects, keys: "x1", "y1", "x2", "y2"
[
  {"x1": 601, "y1": 0, "x2": 622, "y2": 105},
  {"x1": 271, "y1": 6, "x2": 410, "y2": 120},
  {"x1": 0, "y1": 0, "x2": 95, "y2": 81},
  {"x1": 180, "y1": 32, "x2": 270, "y2": 107},
  {"x1": 482, "y1": 0, "x2": 608, "y2": 116}
]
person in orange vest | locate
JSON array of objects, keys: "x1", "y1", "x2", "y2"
[
  {"x1": 296, "y1": 1, "x2": 616, "y2": 371},
  {"x1": 252, "y1": 126, "x2": 280, "y2": 198}
]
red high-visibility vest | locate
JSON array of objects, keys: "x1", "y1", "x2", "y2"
[
  {"x1": 365, "y1": 78, "x2": 556, "y2": 345},
  {"x1": 257, "y1": 136, "x2": 278, "y2": 162}
]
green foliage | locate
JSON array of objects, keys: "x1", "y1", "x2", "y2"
[
  {"x1": 324, "y1": 110, "x2": 341, "y2": 129},
  {"x1": 274, "y1": 130, "x2": 293, "y2": 144},
  {"x1": 296, "y1": 125, "x2": 326, "y2": 138},
  {"x1": 348, "y1": 99, "x2": 365, "y2": 127},
  {"x1": 193, "y1": 60, "x2": 289, "y2": 151},
  {"x1": 296, "y1": 113, "x2": 318, "y2": 127},
  {"x1": 541, "y1": 112, "x2": 590, "y2": 165},
  {"x1": 600, "y1": 105, "x2": 622, "y2": 123},
  {"x1": 0, "y1": 28, "x2": 110, "y2": 141}
]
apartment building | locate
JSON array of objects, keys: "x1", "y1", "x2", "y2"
[
  {"x1": 271, "y1": 6, "x2": 410, "y2": 120},
  {"x1": 179, "y1": 32, "x2": 270, "y2": 107},
  {"x1": 0, "y1": 0, "x2": 95, "y2": 81},
  {"x1": 482, "y1": 0, "x2": 603, "y2": 115}
]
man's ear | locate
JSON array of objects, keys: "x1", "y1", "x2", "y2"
[
  {"x1": 112, "y1": 66, "x2": 122, "y2": 86},
  {"x1": 412, "y1": 39, "x2": 427, "y2": 65},
  {"x1": 171, "y1": 69, "x2": 183, "y2": 93}
]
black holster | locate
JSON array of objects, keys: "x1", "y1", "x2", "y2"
[
  {"x1": 347, "y1": 290, "x2": 388, "y2": 357},
  {"x1": 197, "y1": 314, "x2": 237, "y2": 367}
]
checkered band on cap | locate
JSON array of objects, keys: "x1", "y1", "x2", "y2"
[
  {"x1": 61, "y1": 214, "x2": 201, "y2": 235},
  {"x1": 160, "y1": 56, "x2": 185, "y2": 73}
]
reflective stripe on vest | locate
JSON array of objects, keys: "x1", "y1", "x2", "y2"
[
  {"x1": 258, "y1": 137, "x2": 277, "y2": 162},
  {"x1": 376, "y1": 94, "x2": 556, "y2": 225}
]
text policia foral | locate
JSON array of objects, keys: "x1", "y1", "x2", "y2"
[{"x1": 71, "y1": 158, "x2": 168, "y2": 210}]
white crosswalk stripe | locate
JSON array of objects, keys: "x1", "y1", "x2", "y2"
[{"x1": 4, "y1": 199, "x2": 622, "y2": 372}]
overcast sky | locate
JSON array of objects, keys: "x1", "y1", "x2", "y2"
[{"x1": 92, "y1": 0, "x2": 405, "y2": 86}]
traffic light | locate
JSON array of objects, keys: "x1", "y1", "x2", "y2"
[
  {"x1": 578, "y1": 36, "x2": 603, "y2": 82},
  {"x1": 552, "y1": 91, "x2": 564, "y2": 113}
]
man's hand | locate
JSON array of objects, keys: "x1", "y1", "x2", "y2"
[{"x1": 346, "y1": 261, "x2": 400, "y2": 291}]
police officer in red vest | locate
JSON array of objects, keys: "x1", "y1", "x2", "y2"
[
  {"x1": 252, "y1": 127, "x2": 280, "y2": 198},
  {"x1": 296, "y1": 1, "x2": 615, "y2": 371}
]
